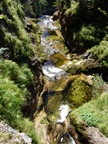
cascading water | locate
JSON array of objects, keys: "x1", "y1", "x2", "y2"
[
  {"x1": 57, "y1": 104, "x2": 71, "y2": 123},
  {"x1": 42, "y1": 60, "x2": 65, "y2": 80},
  {"x1": 37, "y1": 15, "x2": 66, "y2": 80},
  {"x1": 37, "y1": 15, "x2": 76, "y2": 144},
  {"x1": 57, "y1": 105, "x2": 76, "y2": 144},
  {"x1": 37, "y1": 15, "x2": 59, "y2": 55}
]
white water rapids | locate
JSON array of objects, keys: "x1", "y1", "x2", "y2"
[
  {"x1": 42, "y1": 60, "x2": 65, "y2": 80},
  {"x1": 57, "y1": 104, "x2": 70, "y2": 123},
  {"x1": 37, "y1": 15, "x2": 66, "y2": 80},
  {"x1": 37, "y1": 15, "x2": 59, "y2": 55}
]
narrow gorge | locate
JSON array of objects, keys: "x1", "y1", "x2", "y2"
[{"x1": 0, "y1": 0, "x2": 108, "y2": 144}]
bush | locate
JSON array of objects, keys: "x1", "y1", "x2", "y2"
[
  {"x1": 88, "y1": 40, "x2": 108, "y2": 67},
  {"x1": 0, "y1": 75, "x2": 26, "y2": 123},
  {"x1": 0, "y1": 60, "x2": 40, "y2": 143},
  {"x1": 0, "y1": 59, "x2": 33, "y2": 89},
  {"x1": 92, "y1": 74, "x2": 105, "y2": 98},
  {"x1": 1, "y1": 0, "x2": 35, "y2": 63},
  {"x1": 70, "y1": 92, "x2": 108, "y2": 137}
]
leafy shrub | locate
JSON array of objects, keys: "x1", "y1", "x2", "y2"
[
  {"x1": 80, "y1": 112, "x2": 97, "y2": 126},
  {"x1": 88, "y1": 40, "x2": 108, "y2": 67},
  {"x1": 1, "y1": 0, "x2": 35, "y2": 63},
  {"x1": 0, "y1": 75, "x2": 26, "y2": 123},
  {"x1": 60, "y1": 0, "x2": 108, "y2": 57},
  {"x1": 0, "y1": 0, "x2": 42, "y2": 143},
  {"x1": 92, "y1": 75, "x2": 105, "y2": 98},
  {"x1": 0, "y1": 60, "x2": 40, "y2": 143},
  {"x1": 0, "y1": 76, "x2": 40, "y2": 143},
  {"x1": 70, "y1": 92, "x2": 108, "y2": 137},
  {"x1": 0, "y1": 59, "x2": 33, "y2": 89}
]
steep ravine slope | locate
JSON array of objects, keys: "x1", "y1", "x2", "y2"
[
  {"x1": 0, "y1": 0, "x2": 45, "y2": 143},
  {"x1": 58, "y1": 0, "x2": 108, "y2": 81}
]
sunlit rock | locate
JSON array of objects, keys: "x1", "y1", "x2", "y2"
[{"x1": 0, "y1": 121, "x2": 32, "y2": 144}]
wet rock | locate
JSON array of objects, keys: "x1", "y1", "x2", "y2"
[
  {"x1": 67, "y1": 126, "x2": 81, "y2": 144},
  {"x1": 47, "y1": 123, "x2": 65, "y2": 144},
  {"x1": 23, "y1": 57, "x2": 45, "y2": 119},
  {"x1": 53, "y1": 11, "x2": 59, "y2": 21},
  {"x1": 86, "y1": 127, "x2": 108, "y2": 144},
  {"x1": 48, "y1": 28, "x2": 58, "y2": 35},
  {"x1": 47, "y1": 120, "x2": 81, "y2": 144}
]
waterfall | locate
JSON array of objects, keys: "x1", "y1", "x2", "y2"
[
  {"x1": 57, "y1": 104, "x2": 71, "y2": 123},
  {"x1": 60, "y1": 133, "x2": 76, "y2": 144},
  {"x1": 57, "y1": 105, "x2": 76, "y2": 144}
]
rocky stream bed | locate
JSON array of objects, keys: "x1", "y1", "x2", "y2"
[{"x1": 34, "y1": 15, "x2": 108, "y2": 144}]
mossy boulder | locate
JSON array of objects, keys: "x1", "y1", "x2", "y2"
[
  {"x1": 64, "y1": 76, "x2": 92, "y2": 108},
  {"x1": 45, "y1": 74, "x2": 92, "y2": 120},
  {"x1": 50, "y1": 52, "x2": 69, "y2": 67}
]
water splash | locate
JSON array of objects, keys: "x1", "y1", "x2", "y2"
[
  {"x1": 60, "y1": 133, "x2": 76, "y2": 144},
  {"x1": 57, "y1": 104, "x2": 71, "y2": 123},
  {"x1": 42, "y1": 60, "x2": 65, "y2": 80},
  {"x1": 57, "y1": 105, "x2": 76, "y2": 144}
]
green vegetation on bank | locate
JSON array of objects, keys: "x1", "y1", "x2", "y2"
[
  {"x1": 20, "y1": 0, "x2": 47, "y2": 17},
  {"x1": 56, "y1": 0, "x2": 108, "y2": 140},
  {"x1": 0, "y1": 0, "x2": 36, "y2": 63},
  {"x1": 70, "y1": 75, "x2": 108, "y2": 137},
  {"x1": 0, "y1": 0, "x2": 46, "y2": 143},
  {"x1": 59, "y1": 0, "x2": 108, "y2": 67},
  {"x1": 70, "y1": 92, "x2": 108, "y2": 137}
]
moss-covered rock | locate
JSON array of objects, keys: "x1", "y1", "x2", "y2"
[{"x1": 45, "y1": 74, "x2": 92, "y2": 121}]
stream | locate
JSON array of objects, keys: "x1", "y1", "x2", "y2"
[{"x1": 37, "y1": 15, "x2": 76, "y2": 144}]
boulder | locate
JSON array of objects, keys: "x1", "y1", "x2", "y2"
[
  {"x1": 53, "y1": 11, "x2": 59, "y2": 21},
  {"x1": 86, "y1": 127, "x2": 108, "y2": 144},
  {"x1": 0, "y1": 121, "x2": 32, "y2": 144}
]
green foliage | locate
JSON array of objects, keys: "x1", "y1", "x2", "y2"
[
  {"x1": 92, "y1": 75, "x2": 105, "y2": 98},
  {"x1": 73, "y1": 24, "x2": 97, "y2": 48},
  {"x1": 0, "y1": 59, "x2": 33, "y2": 123},
  {"x1": 0, "y1": 59, "x2": 33, "y2": 88},
  {"x1": 70, "y1": 92, "x2": 108, "y2": 137},
  {"x1": 79, "y1": 111, "x2": 97, "y2": 126},
  {"x1": 0, "y1": 0, "x2": 35, "y2": 63},
  {"x1": 65, "y1": 0, "x2": 79, "y2": 16},
  {"x1": 0, "y1": 60, "x2": 40, "y2": 143},
  {"x1": 18, "y1": 118, "x2": 41, "y2": 144},
  {"x1": 4, "y1": 33, "x2": 34, "y2": 63},
  {"x1": 35, "y1": 0, "x2": 48, "y2": 14},
  {"x1": 88, "y1": 40, "x2": 108, "y2": 67},
  {"x1": 0, "y1": 75, "x2": 26, "y2": 123},
  {"x1": 60, "y1": 0, "x2": 108, "y2": 64},
  {"x1": 0, "y1": 0, "x2": 42, "y2": 143}
]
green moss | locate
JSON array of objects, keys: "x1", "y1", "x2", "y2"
[
  {"x1": 64, "y1": 78, "x2": 92, "y2": 108},
  {"x1": 50, "y1": 52, "x2": 69, "y2": 67},
  {"x1": 47, "y1": 92, "x2": 63, "y2": 113}
]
